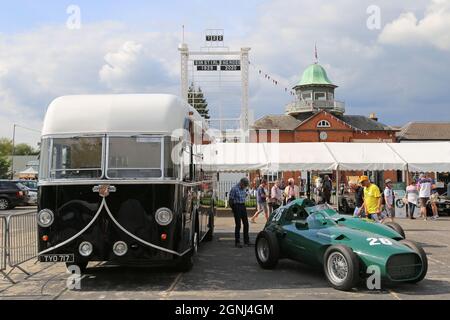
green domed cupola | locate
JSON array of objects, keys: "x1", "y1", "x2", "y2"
[
  {"x1": 297, "y1": 64, "x2": 336, "y2": 87},
  {"x1": 286, "y1": 61, "x2": 345, "y2": 117}
]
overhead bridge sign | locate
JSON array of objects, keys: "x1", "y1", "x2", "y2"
[{"x1": 195, "y1": 60, "x2": 241, "y2": 71}]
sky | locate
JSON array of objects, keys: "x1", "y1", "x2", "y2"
[{"x1": 0, "y1": 0, "x2": 449, "y2": 146}]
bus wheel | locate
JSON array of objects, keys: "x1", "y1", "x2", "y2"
[
  {"x1": 66, "y1": 262, "x2": 88, "y2": 274},
  {"x1": 177, "y1": 252, "x2": 194, "y2": 272}
]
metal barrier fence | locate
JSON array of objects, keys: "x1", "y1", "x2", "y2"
[
  {"x1": 7, "y1": 212, "x2": 38, "y2": 267},
  {"x1": 217, "y1": 181, "x2": 257, "y2": 208},
  {"x1": 0, "y1": 215, "x2": 6, "y2": 272},
  {"x1": 0, "y1": 211, "x2": 38, "y2": 284}
]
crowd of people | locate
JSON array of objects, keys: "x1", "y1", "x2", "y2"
[
  {"x1": 228, "y1": 173, "x2": 442, "y2": 248},
  {"x1": 351, "y1": 173, "x2": 440, "y2": 222}
]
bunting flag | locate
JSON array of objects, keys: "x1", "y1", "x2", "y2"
[{"x1": 248, "y1": 60, "x2": 295, "y2": 98}]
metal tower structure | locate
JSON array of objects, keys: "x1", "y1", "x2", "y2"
[{"x1": 179, "y1": 30, "x2": 251, "y2": 141}]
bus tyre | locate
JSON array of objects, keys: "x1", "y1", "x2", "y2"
[
  {"x1": 400, "y1": 240, "x2": 428, "y2": 283},
  {"x1": 204, "y1": 211, "x2": 214, "y2": 242},
  {"x1": 255, "y1": 231, "x2": 280, "y2": 269},
  {"x1": 177, "y1": 252, "x2": 194, "y2": 272},
  {"x1": 66, "y1": 262, "x2": 88, "y2": 274},
  {"x1": 324, "y1": 245, "x2": 360, "y2": 291},
  {"x1": 385, "y1": 222, "x2": 406, "y2": 239}
]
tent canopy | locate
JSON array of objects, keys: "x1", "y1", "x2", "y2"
[
  {"x1": 201, "y1": 142, "x2": 450, "y2": 173},
  {"x1": 389, "y1": 142, "x2": 450, "y2": 173}
]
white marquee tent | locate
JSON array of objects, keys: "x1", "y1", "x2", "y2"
[{"x1": 201, "y1": 142, "x2": 450, "y2": 173}]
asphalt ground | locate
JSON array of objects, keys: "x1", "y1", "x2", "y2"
[{"x1": 0, "y1": 210, "x2": 450, "y2": 300}]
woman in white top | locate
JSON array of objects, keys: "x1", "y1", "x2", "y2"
[
  {"x1": 284, "y1": 178, "x2": 300, "y2": 204},
  {"x1": 406, "y1": 180, "x2": 418, "y2": 220}
]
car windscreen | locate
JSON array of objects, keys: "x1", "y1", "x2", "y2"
[
  {"x1": 305, "y1": 204, "x2": 338, "y2": 217},
  {"x1": 47, "y1": 137, "x2": 103, "y2": 179},
  {"x1": 107, "y1": 136, "x2": 162, "y2": 179}
]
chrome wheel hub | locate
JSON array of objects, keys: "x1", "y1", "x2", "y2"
[
  {"x1": 257, "y1": 238, "x2": 269, "y2": 262},
  {"x1": 0, "y1": 199, "x2": 8, "y2": 210},
  {"x1": 327, "y1": 252, "x2": 349, "y2": 284}
]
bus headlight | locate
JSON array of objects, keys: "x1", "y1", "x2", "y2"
[
  {"x1": 37, "y1": 209, "x2": 54, "y2": 228},
  {"x1": 113, "y1": 241, "x2": 128, "y2": 256},
  {"x1": 79, "y1": 241, "x2": 93, "y2": 257},
  {"x1": 155, "y1": 208, "x2": 173, "y2": 226}
]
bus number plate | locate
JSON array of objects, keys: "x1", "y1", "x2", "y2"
[{"x1": 39, "y1": 254, "x2": 74, "y2": 263}]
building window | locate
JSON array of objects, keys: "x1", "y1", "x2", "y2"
[
  {"x1": 328, "y1": 92, "x2": 334, "y2": 100},
  {"x1": 302, "y1": 91, "x2": 312, "y2": 100},
  {"x1": 314, "y1": 92, "x2": 326, "y2": 101},
  {"x1": 317, "y1": 120, "x2": 331, "y2": 128}
]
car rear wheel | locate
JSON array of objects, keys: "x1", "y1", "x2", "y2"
[
  {"x1": 255, "y1": 231, "x2": 280, "y2": 269},
  {"x1": 0, "y1": 198, "x2": 10, "y2": 210},
  {"x1": 385, "y1": 222, "x2": 406, "y2": 239},
  {"x1": 400, "y1": 240, "x2": 428, "y2": 283},
  {"x1": 324, "y1": 245, "x2": 360, "y2": 291}
]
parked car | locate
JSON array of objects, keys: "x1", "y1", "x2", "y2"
[
  {"x1": 255, "y1": 199, "x2": 426, "y2": 291},
  {"x1": 0, "y1": 180, "x2": 29, "y2": 210},
  {"x1": 12, "y1": 180, "x2": 37, "y2": 206},
  {"x1": 17, "y1": 180, "x2": 37, "y2": 192},
  {"x1": 436, "y1": 192, "x2": 450, "y2": 216}
]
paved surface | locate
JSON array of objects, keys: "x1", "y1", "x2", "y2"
[{"x1": 1, "y1": 215, "x2": 450, "y2": 300}]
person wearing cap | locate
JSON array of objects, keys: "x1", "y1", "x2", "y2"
[
  {"x1": 360, "y1": 175, "x2": 385, "y2": 223},
  {"x1": 384, "y1": 179, "x2": 396, "y2": 222},
  {"x1": 229, "y1": 177, "x2": 251, "y2": 248}
]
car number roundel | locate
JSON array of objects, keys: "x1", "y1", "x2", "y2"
[{"x1": 366, "y1": 237, "x2": 393, "y2": 246}]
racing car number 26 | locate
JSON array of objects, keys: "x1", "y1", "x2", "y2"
[{"x1": 367, "y1": 238, "x2": 393, "y2": 246}]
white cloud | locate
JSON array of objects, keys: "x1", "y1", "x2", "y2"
[
  {"x1": 379, "y1": 0, "x2": 450, "y2": 50},
  {"x1": 0, "y1": 22, "x2": 181, "y2": 145}
]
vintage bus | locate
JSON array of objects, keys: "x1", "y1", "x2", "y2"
[{"x1": 37, "y1": 94, "x2": 216, "y2": 272}]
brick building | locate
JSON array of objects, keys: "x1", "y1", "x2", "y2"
[{"x1": 250, "y1": 62, "x2": 398, "y2": 187}]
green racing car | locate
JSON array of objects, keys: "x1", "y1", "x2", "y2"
[{"x1": 255, "y1": 199, "x2": 428, "y2": 291}]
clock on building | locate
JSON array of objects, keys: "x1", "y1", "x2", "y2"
[{"x1": 319, "y1": 131, "x2": 328, "y2": 141}]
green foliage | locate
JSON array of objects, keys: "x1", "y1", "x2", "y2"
[
  {"x1": 0, "y1": 138, "x2": 39, "y2": 156},
  {"x1": 188, "y1": 83, "x2": 210, "y2": 119},
  {"x1": 0, "y1": 156, "x2": 11, "y2": 179},
  {"x1": 14, "y1": 143, "x2": 39, "y2": 155},
  {"x1": 0, "y1": 138, "x2": 12, "y2": 156}
]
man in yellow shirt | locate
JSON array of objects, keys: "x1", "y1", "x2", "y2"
[{"x1": 360, "y1": 176, "x2": 385, "y2": 223}]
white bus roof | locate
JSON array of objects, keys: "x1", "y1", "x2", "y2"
[{"x1": 41, "y1": 94, "x2": 207, "y2": 136}]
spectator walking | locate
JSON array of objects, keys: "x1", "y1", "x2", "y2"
[
  {"x1": 430, "y1": 186, "x2": 440, "y2": 220},
  {"x1": 417, "y1": 173, "x2": 434, "y2": 221},
  {"x1": 406, "y1": 180, "x2": 418, "y2": 219},
  {"x1": 360, "y1": 175, "x2": 385, "y2": 223},
  {"x1": 284, "y1": 178, "x2": 300, "y2": 204},
  {"x1": 322, "y1": 175, "x2": 333, "y2": 205},
  {"x1": 384, "y1": 179, "x2": 395, "y2": 222},
  {"x1": 251, "y1": 179, "x2": 269, "y2": 223},
  {"x1": 269, "y1": 180, "x2": 283, "y2": 213},
  {"x1": 229, "y1": 178, "x2": 251, "y2": 248},
  {"x1": 349, "y1": 181, "x2": 364, "y2": 217}
]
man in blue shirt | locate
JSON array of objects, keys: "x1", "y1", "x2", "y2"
[{"x1": 229, "y1": 178, "x2": 251, "y2": 248}]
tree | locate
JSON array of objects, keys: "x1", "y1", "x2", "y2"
[
  {"x1": 0, "y1": 138, "x2": 38, "y2": 156},
  {"x1": 0, "y1": 138, "x2": 12, "y2": 156},
  {"x1": 0, "y1": 156, "x2": 10, "y2": 179},
  {"x1": 188, "y1": 83, "x2": 210, "y2": 120},
  {"x1": 14, "y1": 143, "x2": 39, "y2": 156}
]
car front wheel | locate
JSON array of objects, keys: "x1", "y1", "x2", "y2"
[
  {"x1": 0, "y1": 198, "x2": 10, "y2": 210},
  {"x1": 255, "y1": 230, "x2": 280, "y2": 269},
  {"x1": 385, "y1": 222, "x2": 406, "y2": 239},
  {"x1": 324, "y1": 245, "x2": 360, "y2": 291}
]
